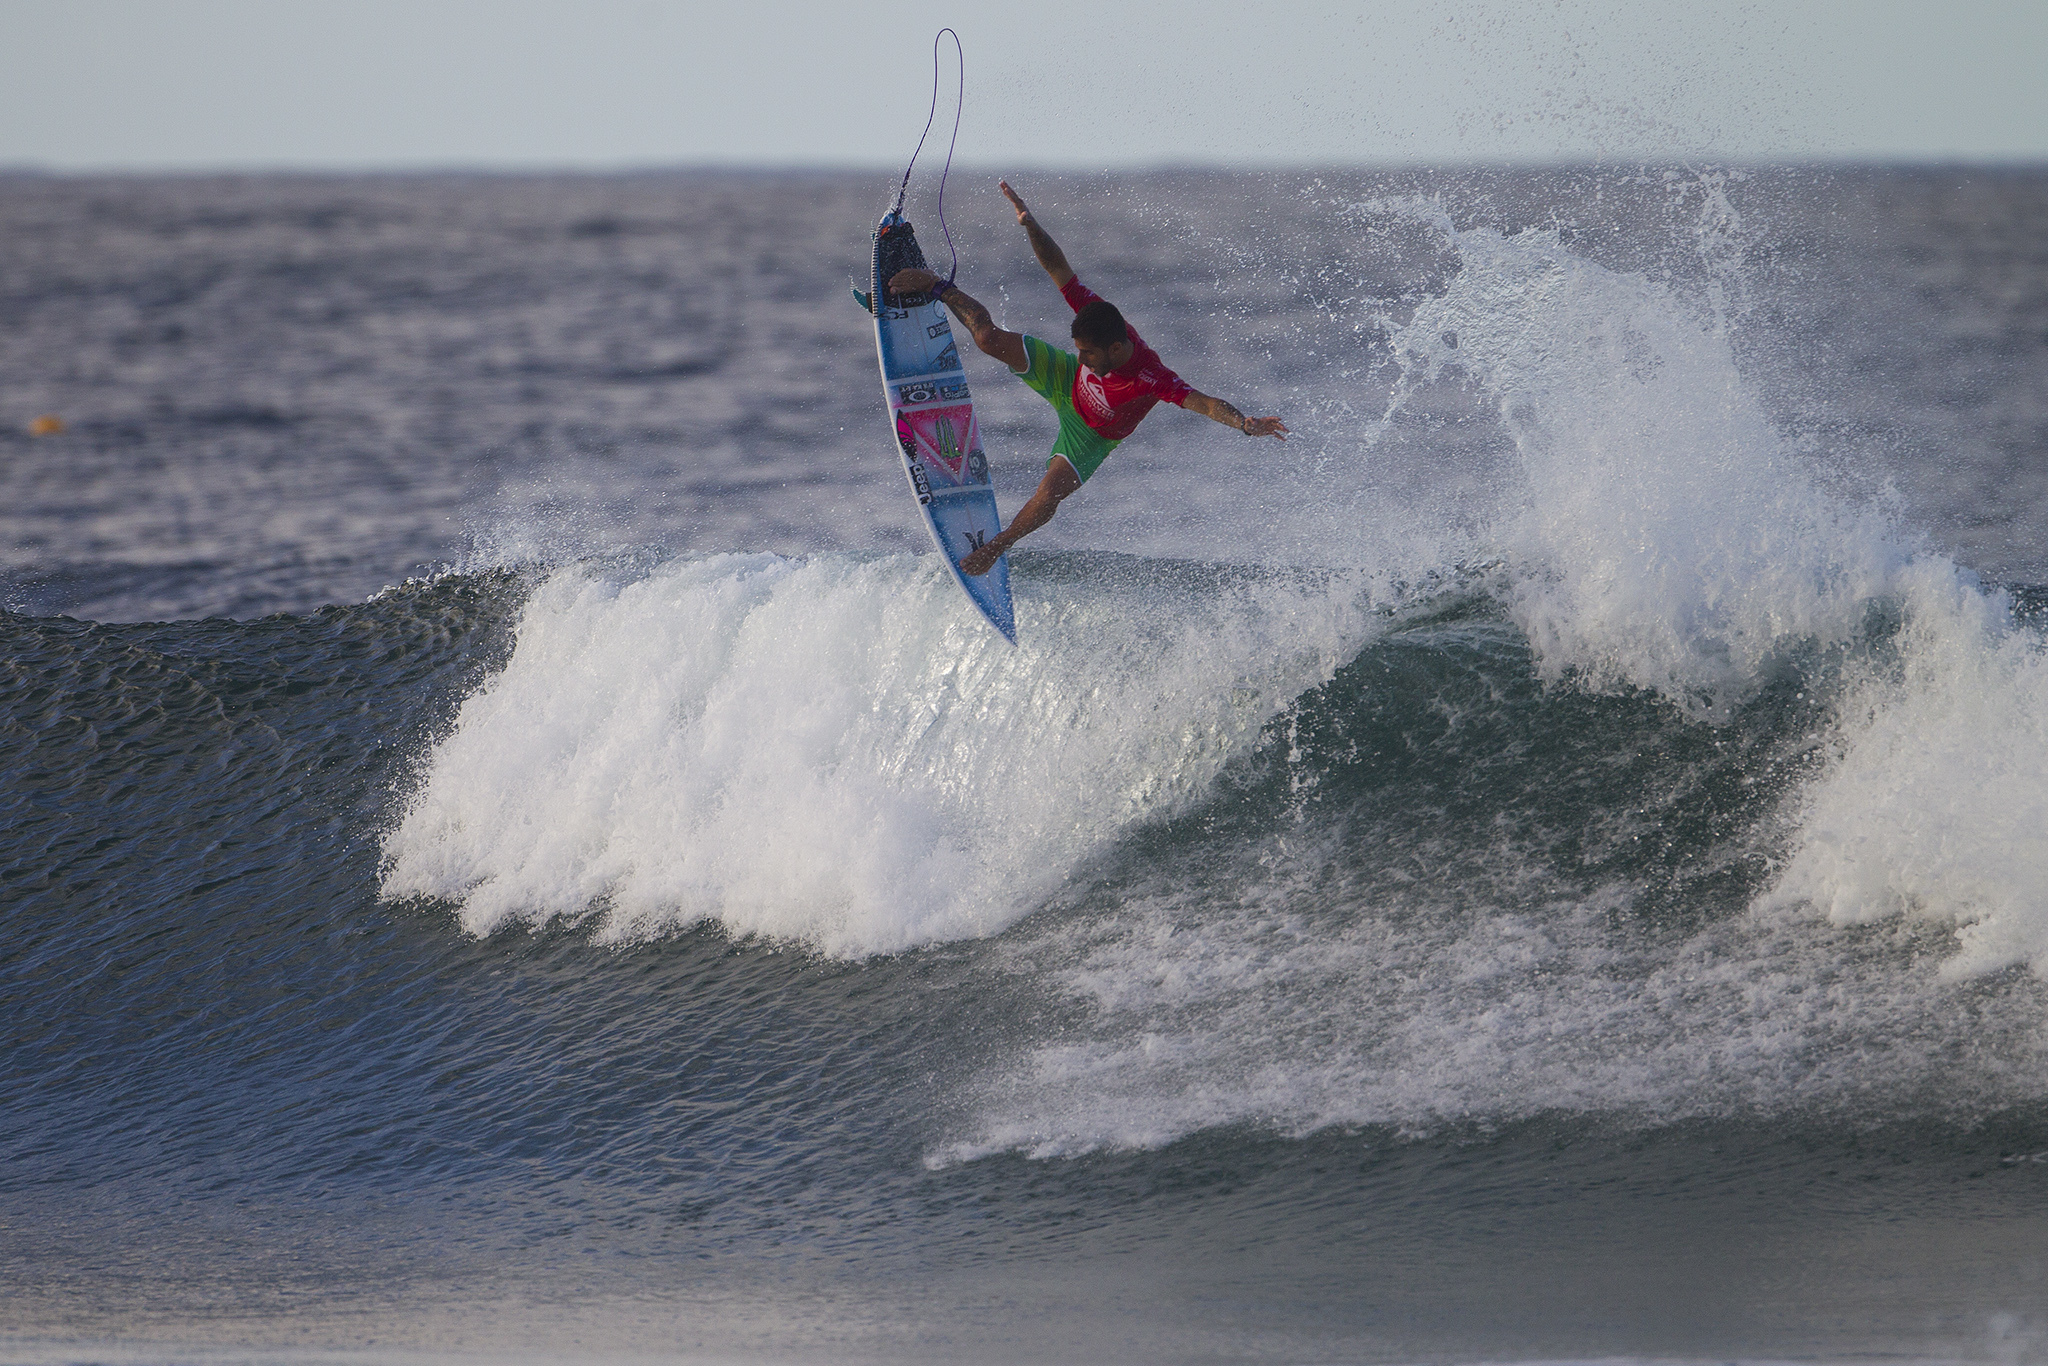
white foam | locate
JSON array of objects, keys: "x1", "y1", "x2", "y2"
[
  {"x1": 380, "y1": 552, "x2": 1380, "y2": 956},
  {"x1": 932, "y1": 853, "x2": 2048, "y2": 1165},
  {"x1": 1759, "y1": 561, "x2": 2048, "y2": 979}
]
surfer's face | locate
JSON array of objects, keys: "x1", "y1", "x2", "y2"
[{"x1": 1074, "y1": 337, "x2": 1134, "y2": 375}]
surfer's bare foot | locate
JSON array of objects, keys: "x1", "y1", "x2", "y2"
[{"x1": 961, "y1": 543, "x2": 1003, "y2": 576}]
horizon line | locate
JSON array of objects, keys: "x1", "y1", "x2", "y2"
[{"x1": 5, "y1": 153, "x2": 2048, "y2": 179}]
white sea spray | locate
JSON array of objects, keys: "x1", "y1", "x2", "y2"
[{"x1": 380, "y1": 552, "x2": 1379, "y2": 955}]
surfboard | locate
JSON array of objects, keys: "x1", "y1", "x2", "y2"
[{"x1": 860, "y1": 211, "x2": 1016, "y2": 643}]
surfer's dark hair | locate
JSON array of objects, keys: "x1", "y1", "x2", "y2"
[{"x1": 1071, "y1": 300, "x2": 1129, "y2": 349}]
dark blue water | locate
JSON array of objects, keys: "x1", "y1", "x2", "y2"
[{"x1": 3, "y1": 168, "x2": 2047, "y2": 1364}]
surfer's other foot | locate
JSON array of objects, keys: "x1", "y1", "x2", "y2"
[{"x1": 961, "y1": 545, "x2": 1000, "y2": 576}]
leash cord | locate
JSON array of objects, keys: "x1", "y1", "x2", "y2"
[{"x1": 892, "y1": 28, "x2": 964, "y2": 287}]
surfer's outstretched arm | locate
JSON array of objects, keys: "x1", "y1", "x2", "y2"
[
  {"x1": 999, "y1": 181, "x2": 1075, "y2": 288},
  {"x1": 888, "y1": 269, "x2": 1027, "y2": 372},
  {"x1": 1182, "y1": 389, "x2": 1289, "y2": 441}
]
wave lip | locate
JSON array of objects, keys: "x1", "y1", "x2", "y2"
[
  {"x1": 1368, "y1": 199, "x2": 2048, "y2": 982},
  {"x1": 1374, "y1": 199, "x2": 1912, "y2": 721},
  {"x1": 380, "y1": 551, "x2": 1378, "y2": 956}
]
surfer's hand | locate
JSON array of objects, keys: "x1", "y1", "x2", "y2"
[
  {"x1": 1243, "y1": 416, "x2": 1289, "y2": 440},
  {"x1": 999, "y1": 181, "x2": 1034, "y2": 225},
  {"x1": 889, "y1": 268, "x2": 943, "y2": 296},
  {"x1": 1002, "y1": 181, "x2": 1075, "y2": 286}
]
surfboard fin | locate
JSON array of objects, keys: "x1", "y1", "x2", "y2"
[{"x1": 852, "y1": 285, "x2": 874, "y2": 314}]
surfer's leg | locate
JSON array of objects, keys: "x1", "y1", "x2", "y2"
[
  {"x1": 965, "y1": 335, "x2": 1117, "y2": 574},
  {"x1": 961, "y1": 457, "x2": 1081, "y2": 577},
  {"x1": 1012, "y1": 334, "x2": 1075, "y2": 393}
]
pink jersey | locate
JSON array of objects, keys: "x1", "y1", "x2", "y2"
[{"x1": 1061, "y1": 277, "x2": 1193, "y2": 441}]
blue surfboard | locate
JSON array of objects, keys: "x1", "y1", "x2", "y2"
[{"x1": 861, "y1": 212, "x2": 1016, "y2": 643}]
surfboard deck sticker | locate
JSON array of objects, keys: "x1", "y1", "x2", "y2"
[{"x1": 867, "y1": 212, "x2": 1016, "y2": 643}]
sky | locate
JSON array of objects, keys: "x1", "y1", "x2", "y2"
[{"x1": 2, "y1": 0, "x2": 2045, "y2": 170}]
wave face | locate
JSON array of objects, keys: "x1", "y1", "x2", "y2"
[{"x1": 938, "y1": 604, "x2": 2048, "y2": 1162}]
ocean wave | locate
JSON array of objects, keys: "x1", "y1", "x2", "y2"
[
  {"x1": 927, "y1": 201, "x2": 2048, "y2": 1161},
  {"x1": 378, "y1": 550, "x2": 1383, "y2": 955},
  {"x1": 1367, "y1": 199, "x2": 2048, "y2": 980},
  {"x1": 367, "y1": 194, "x2": 2048, "y2": 1169}
]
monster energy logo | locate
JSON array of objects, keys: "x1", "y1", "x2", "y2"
[{"x1": 933, "y1": 414, "x2": 961, "y2": 466}]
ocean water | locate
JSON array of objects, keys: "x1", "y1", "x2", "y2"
[{"x1": 3, "y1": 166, "x2": 2047, "y2": 1365}]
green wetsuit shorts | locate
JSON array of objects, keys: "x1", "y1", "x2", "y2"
[{"x1": 1015, "y1": 334, "x2": 1120, "y2": 483}]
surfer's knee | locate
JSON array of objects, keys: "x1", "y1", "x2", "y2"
[{"x1": 1046, "y1": 457, "x2": 1082, "y2": 499}]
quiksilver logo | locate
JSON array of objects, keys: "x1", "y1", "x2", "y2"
[{"x1": 1078, "y1": 375, "x2": 1112, "y2": 419}]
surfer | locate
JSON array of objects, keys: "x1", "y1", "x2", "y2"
[{"x1": 890, "y1": 181, "x2": 1288, "y2": 576}]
